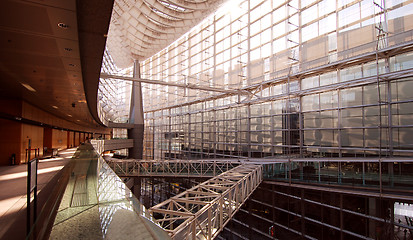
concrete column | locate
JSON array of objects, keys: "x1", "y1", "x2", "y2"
[
  {"x1": 128, "y1": 60, "x2": 144, "y2": 159},
  {"x1": 132, "y1": 177, "x2": 141, "y2": 200}
]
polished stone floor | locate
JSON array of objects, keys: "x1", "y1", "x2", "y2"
[
  {"x1": 0, "y1": 148, "x2": 76, "y2": 239},
  {"x1": 49, "y1": 143, "x2": 170, "y2": 240}
]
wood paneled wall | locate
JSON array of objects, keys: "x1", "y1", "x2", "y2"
[
  {"x1": 21, "y1": 124, "x2": 44, "y2": 164},
  {"x1": 0, "y1": 119, "x2": 22, "y2": 165},
  {"x1": 0, "y1": 99, "x2": 110, "y2": 166},
  {"x1": 52, "y1": 129, "x2": 67, "y2": 150}
]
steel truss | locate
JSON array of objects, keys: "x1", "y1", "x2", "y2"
[
  {"x1": 106, "y1": 158, "x2": 241, "y2": 178},
  {"x1": 148, "y1": 164, "x2": 262, "y2": 240}
]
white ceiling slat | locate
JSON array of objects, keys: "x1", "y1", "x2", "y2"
[{"x1": 107, "y1": 0, "x2": 229, "y2": 67}]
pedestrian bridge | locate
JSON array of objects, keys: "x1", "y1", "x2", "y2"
[
  {"x1": 106, "y1": 158, "x2": 242, "y2": 178},
  {"x1": 91, "y1": 140, "x2": 263, "y2": 239},
  {"x1": 106, "y1": 158, "x2": 263, "y2": 239},
  {"x1": 149, "y1": 164, "x2": 262, "y2": 240}
]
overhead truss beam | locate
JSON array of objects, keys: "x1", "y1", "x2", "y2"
[{"x1": 100, "y1": 73, "x2": 248, "y2": 95}]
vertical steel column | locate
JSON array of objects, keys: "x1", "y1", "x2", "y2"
[
  {"x1": 272, "y1": 184, "x2": 276, "y2": 240},
  {"x1": 247, "y1": 104, "x2": 251, "y2": 158},
  {"x1": 337, "y1": 89, "x2": 342, "y2": 158},
  {"x1": 390, "y1": 199, "x2": 395, "y2": 239},
  {"x1": 362, "y1": 162, "x2": 366, "y2": 185},
  {"x1": 386, "y1": 60, "x2": 393, "y2": 157},
  {"x1": 299, "y1": 96, "x2": 304, "y2": 157},
  {"x1": 298, "y1": 0, "x2": 303, "y2": 158},
  {"x1": 340, "y1": 194, "x2": 343, "y2": 240},
  {"x1": 151, "y1": 178, "x2": 155, "y2": 206},
  {"x1": 388, "y1": 162, "x2": 394, "y2": 187},
  {"x1": 168, "y1": 110, "x2": 172, "y2": 159},
  {"x1": 201, "y1": 106, "x2": 204, "y2": 159},
  {"x1": 362, "y1": 82, "x2": 366, "y2": 157},
  {"x1": 151, "y1": 119, "x2": 156, "y2": 159},
  {"x1": 300, "y1": 189, "x2": 305, "y2": 237},
  {"x1": 271, "y1": 102, "x2": 276, "y2": 157},
  {"x1": 188, "y1": 113, "x2": 192, "y2": 159},
  {"x1": 246, "y1": 0, "x2": 252, "y2": 159},
  {"x1": 128, "y1": 60, "x2": 144, "y2": 159},
  {"x1": 321, "y1": 191, "x2": 324, "y2": 239},
  {"x1": 213, "y1": 109, "x2": 217, "y2": 159},
  {"x1": 132, "y1": 177, "x2": 141, "y2": 199}
]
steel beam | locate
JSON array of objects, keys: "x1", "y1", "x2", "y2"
[{"x1": 100, "y1": 73, "x2": 249, "y2": 95}]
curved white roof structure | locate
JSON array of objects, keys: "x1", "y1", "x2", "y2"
[{"x1": 106, "y1": 0, "x2": 228, "y2": 68}]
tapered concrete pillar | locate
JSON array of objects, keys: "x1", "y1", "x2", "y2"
[{"x1": 128, "y1": 60, "x2": 144, "y2": 159}]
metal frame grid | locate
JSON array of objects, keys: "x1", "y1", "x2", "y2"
[
  {"x1": 140, "y1": 0, "x2": 413, "y2": 161},
  {"x1": 149, "y1": 164, "x2": 262, "y2": 240}
]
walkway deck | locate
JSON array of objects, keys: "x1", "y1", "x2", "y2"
[
  {"x1": 0, "y1": 148, "x2": 76, "y2": 239},
  {"x1": 49, "y1": 142, "x2": 170, "y2": 240},
  {"x1": 106, "y1": 158, "x2": 241, "y2": 178}
]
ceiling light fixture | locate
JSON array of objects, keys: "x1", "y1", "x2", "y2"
[
  {"x1": 52, "y1": 105, "x2": 58, "y2": 109},
  {"x1": 21, "y1": 83, "x2": 36, "y2": 92},
  {"x1": 67, "y1": 114, "x2": 72, "y2": 117},
  {"x1": 58, "y1": 23, "x2": 69, "y2": 29}
]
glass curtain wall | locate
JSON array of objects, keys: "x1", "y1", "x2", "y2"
[
  {"x1": 141, "y1": 0, "x2": 413, "y2": 161},
  {"x1": 99, "y1": 49, "x2": 133, "y2": 132}
]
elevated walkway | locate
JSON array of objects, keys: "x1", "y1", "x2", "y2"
[
  {"x1": 106, "y1": 158, "x2": 241, "y2": 178},
  {"x1": 107, "y1": 121, "x2": 135, "y2": 129},
  {"x1": 91, "y1": 139, "x2": 134, "y2": 152},
  {"x1": 149, "y1": 164, "x2": 263, "y2": 240}
]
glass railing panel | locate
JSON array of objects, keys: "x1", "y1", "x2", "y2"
[{"x1": 48, "y1": 142, "x2": 170, "y2": 240}]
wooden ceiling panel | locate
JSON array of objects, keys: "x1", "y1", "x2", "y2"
[
  {"x1": 0, "y1": 51, "x2": 65, "y2": 70},
  {"x1": 47, "y1": 7, "x2": 78, "y2": 40},
  {"x1": 0, "y1": 0, "x2": 53, "y2": 35},
  {"x1": 0, "y1": 0, "x2": 113, "y2": 130},
  {"x1": 0, "y1": 30, "x2": 60, "y2": 56},
  {"x1": 61, "y1": 57, "x2": 82, "y2": 73},
  {"x1": 28, "y1": 0, "x2": 76, "y2": 11},
  {"x1": 56, "y1": 39, "x2": 80, "y2": 58}
]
